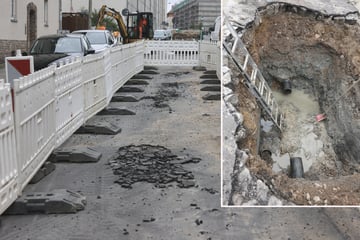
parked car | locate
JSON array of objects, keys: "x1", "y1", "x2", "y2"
[
  {"x1": 210, "y1": 16, "x2": 221, "y2": 42},
  {"x1": 29, "y1": 34, "x2": 95, "y2": 71},
  {"x1": 72, "y1": 30, "x2": 116, "y2": 52},
  {"x1": 153, "y1": 29, "x2": 172, "y2": 40}
]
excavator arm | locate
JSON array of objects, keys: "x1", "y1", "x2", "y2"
[{"x1": 97, "y1": 5, "x2": 129, "y2": 44}]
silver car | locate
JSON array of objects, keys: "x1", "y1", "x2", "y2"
[{"x1": 72, "y1": 30, "x2": 116, "y2": 53}]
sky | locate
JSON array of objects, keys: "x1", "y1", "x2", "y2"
[{"x1": 167, "y1": 0, "x2": 181, "y2": 12}]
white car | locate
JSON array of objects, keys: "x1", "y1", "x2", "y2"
[
  {"x1": 153, "y1": 29, "x2": 172, "y2": 40},
  {"x1": 72, "y1": 30, "x2": 116, "y2": 53}
]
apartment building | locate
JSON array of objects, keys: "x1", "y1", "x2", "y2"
[
  {"x1": 0, "y1": 0, "x2": 168, "y2": 63},
  {"x1": 0, "y1": 0, "x2": 60, "y2": 63},
  {"x1": 171, "y1": 0, "x2": 221, "y2": 31}
]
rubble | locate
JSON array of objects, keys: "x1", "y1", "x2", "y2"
[{"x1": 109, "y1": 145, "x2": 202, "y2": 189}]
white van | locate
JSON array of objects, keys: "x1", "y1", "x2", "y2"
[
  {"x1": 210, "y1": 16, "x2": 221, "y2": 42},
  {"x1": 153, "y1": 29, "x2": 172, "y2": 40}
]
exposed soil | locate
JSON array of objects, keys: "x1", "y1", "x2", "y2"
[{"x1": 236, "y1": 5, "x2": 360, "y2": 205}]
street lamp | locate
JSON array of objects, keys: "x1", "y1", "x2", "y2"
[{"x1": 200, "y1": 16, "x2": 204, "y2": 40}]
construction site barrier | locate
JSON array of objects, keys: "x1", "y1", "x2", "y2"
[
  {"x1": 144, "y1": 40, "x2": 200, "y2": 66},
  {"x1": 0, "y1": 41, "x2": 144, "y2": 215},
  {"x1": 0, "y1": 80, "x2": 18, "y2": 215},
  {"x1": 199, "y1": 41, "x2": 220, "y2": 72},
  {"x1": 0, "y1": 39, "x2": 220, "y2": 215}
]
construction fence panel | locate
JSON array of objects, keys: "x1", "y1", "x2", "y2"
[
  {"x1": 110, "y1": 45, "x2": 126, "y2": 95},
  {"x1": 103, "y1": 49, "x2": 113, "y2": 105},
  {"x1": 135, "y1": 41, "x2": 145, "y2": 74},
  {"x1": 199, "y1": 41, "x2": 219, "y2": 71},
  {"x1": 110, "y1": 42, "x2": 143, "y2": 96},
  {"x1": 54, "y1": 58, "x2": 84, "y2": 148},
  {"x1": 82, "y1": 53, "x2": 108, "y2": 121},
  {"x1": 13, "y1": 66, "x2": 56, "y2": 191},
  {"x1": 0, "y1": 80, "x2": 19, "y2": 215},
  {"x1": 144, "y1": 41, "x2": 199, "y2": 66}
]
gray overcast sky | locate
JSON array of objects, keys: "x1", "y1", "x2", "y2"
[{"x1": 167, "y1": 0, "x2": 182, "y2": 12}]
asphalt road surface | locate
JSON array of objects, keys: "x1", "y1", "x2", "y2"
[{"x1": 0, "y1": 67, "x2": 359, "y2": 239}]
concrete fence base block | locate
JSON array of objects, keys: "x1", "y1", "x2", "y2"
[
  {"x1": 117, "y1": 86, "x2": 145, "y2": 93},
  {"x1": 4, "y1": 189, "x2": 86, "y2": 215},
  {"x1": 144, "y1": 66, "x2": 158, "y2": 70},
  {"x1": 111, "y1": 94, "x2": 139, "y2": 102},
  {"x1": 193, "y1": 66, "x2": 207, "y2": 71},
  {"x1": 125, "y1": 80, "x2": 149, "y2": 85},
  {"x1": 200, "y1": 74, "x2": 218, "y2": 79},
  {"x1": 202, "y1": 93, "x2": 221, "y2": 101},
  {"x1": 75, "y1": 122, "x2": 122, "y2": 135},
  {"x1": 200, "y1": 79, "x2": 221, "y2": 85},
  {"x1": 131, "y1": 74, "x2": 153, "y2": 80},
  {"x1": 204, "y1": 70, "x2": 216, "y2": 75},
  {"x1": 140, "y1": 70, "x2": 159, "y2": 75},
  {"x1": 30, "y1": 161, "x2": 56, "y2": 184},
  {"x1": 200, "y1": 85, "x2": 221, "y2": 92},
  {"x1": 49, "y1": 147, "x2": 102, "y2": 163},
  {"x1": 97, "y1": 107, "x2": 136, "y2": 116}
]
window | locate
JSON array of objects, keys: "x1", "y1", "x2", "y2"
[
  {"x1": 44, "y1": 0, "x2": 48, "y2": 26},
  {"x1": 11, "y1": 0, "x2": 17, "y2": 22}
]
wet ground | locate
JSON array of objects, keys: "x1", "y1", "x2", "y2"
[{"x1": 265, "y1": 89, "x2": 338, "y2": 177}]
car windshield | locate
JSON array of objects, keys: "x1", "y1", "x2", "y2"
[
  {"x1": 30, "y1": 37, "x2": 82, "y2": 54},
  {"x1": 84, "y1": 32, "x2": 107, "y2": 44},
  {"x1": 54, "y1": 38, "x2": 82, "y2": 53},
  {"x1": 154, "y1": 31, "x2": 165, "y2": 37}
]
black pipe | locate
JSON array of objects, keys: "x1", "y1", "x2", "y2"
[
  {"x1": 283, "y1": 79, "x2": 292, "y2": 94},
  {"x1": 289, "y1": 157, "x2": 304, "y2": 178}
]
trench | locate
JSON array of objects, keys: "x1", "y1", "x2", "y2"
[{"x1": 238, "y1": 4, "x2": 360, "y2": 204}]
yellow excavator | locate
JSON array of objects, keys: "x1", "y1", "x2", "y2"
[{"x1": 97, "y1": 5, "x2": 153, "y2": 44}]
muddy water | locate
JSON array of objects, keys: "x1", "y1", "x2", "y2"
[{"x1": 270, "y1": 89, "x2": 337, "y2": 176}]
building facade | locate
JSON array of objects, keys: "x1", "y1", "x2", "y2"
[
  {"x1": 171, "y1": 0, "x2": 221, "y2": 31},
  {"x1": 0, "y1": 0, "x2": 60, "y2": 63},
  {"x1": 61, "y1": 0, "x2": 167, "y2": 30},
  {"x1": 0, "y1": 0, "x2": 167, "y2": 63}
]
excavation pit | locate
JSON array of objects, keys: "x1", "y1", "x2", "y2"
[{"x1": 235, "y1": 4, "x2": 360, "y2": 205}]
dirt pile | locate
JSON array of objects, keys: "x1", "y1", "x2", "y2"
[{"x1": 172, "y1": 30, "x2": 201, "y2": 40}]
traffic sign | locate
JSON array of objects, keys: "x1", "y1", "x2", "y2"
[{"x1": 5, "y1": 55, "x2": 34, "y2": 87}]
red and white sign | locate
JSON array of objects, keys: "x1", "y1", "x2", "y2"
[{"x1": 5, "y1": 55, "x2": 34, "y2": 87}]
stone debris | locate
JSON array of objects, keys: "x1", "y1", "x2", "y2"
[
  {"x1": 110, "y1": 145, "x2": 201, "y2": 189},
  {"x1": 195, "y1": 219, "x2": 203, "y2": 226},
  {"x1": 142, "y1": 217, "x2": 156, "y2": 223}
]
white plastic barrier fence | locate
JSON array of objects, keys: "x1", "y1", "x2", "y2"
[
  {"x1": 199, "y1": 41, "x2": 219, "y2": 71},
  {"x1": 13, "y1": 66, "x2": 56, "y2": 191},
  {"x1": 82, "y1": 53, "x2": 108, "y2": 121},
  {"x1": 144, "y1": 41, "x2": 199, "y2": 66},
  {"x1": 54, "y1": 57, "x2": 84, "y2": 147},
  {"x1": 0, "y1": 80, "x2": 18, "y2": 215},
  {"x1": 0, "y1": 42, "x2": 144, "y2": 215},
  {"x1": 110, "y1": 42, "x2": 144, "y2": 98},
  {"x1": 103, "y1": 49, "x2": 113, "y2": 105}
]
